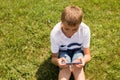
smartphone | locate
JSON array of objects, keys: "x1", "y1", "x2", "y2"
[{"x1": 66, "y1": 62, "x2": 82, "y2": 65}]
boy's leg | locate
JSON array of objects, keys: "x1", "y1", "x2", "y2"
[
  {"x1": 58, "y1": 52, "x2": 72, "y2": 80},
  {"x1": 72, "y1": 49, "x2": 85, "y2": 80},
  {"x1": 59, "y1": 68, "x2": 71, "y2": 80},
  {"x1": 72, "y1": 67, "x2": 85, "y2": 80}
]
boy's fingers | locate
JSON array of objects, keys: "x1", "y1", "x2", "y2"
[
  {"x1": 61, "y1": 57, "x2": 67, "y2": 62},
  {"x1": 61, "y1": 57, "x2": 66, "y2": 60},
  {"x1": 78, "y1": 59, "x2": 85, "y2": 67},
  {"x1": 72, "y1": 58, "x2": 85, "y2": 68}
]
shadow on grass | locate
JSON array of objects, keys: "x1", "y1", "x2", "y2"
[
  {"x1": 35, "y1": 57, "x2": 58, "y2": 80},
  {"x1": 35, "y1": 56, "x2": 74, "y2": 80}
]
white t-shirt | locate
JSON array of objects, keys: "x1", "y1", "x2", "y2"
[{"x1": 50, "y1": 22, "x2": 90, "y2": 53}]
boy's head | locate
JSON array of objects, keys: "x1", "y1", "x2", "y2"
[
  {"x1": 61, "y1": 6, "x2": 83, "y2": 26},
  {"x1": 61, "y1": 6, "x2": 83, "y2": 38}
]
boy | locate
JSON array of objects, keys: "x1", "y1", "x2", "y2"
[{"x1": 50, "y1": 6, "x2": 91, "y2": 80}]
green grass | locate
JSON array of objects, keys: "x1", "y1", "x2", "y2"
[{"x1": 0, "y1": 0, "x2": 120, "y2": 80}]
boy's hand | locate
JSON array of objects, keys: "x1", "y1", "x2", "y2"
[
  {"x1": 73, "y1": 57, "x2": 85, "y2": 68},
  {"x1": 57, "y1": 57, "x2": 68, "y2": 68}
]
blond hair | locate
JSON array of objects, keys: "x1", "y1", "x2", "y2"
[{"x1": 61, "y1": 6, "x2": 83, "y2": 26}]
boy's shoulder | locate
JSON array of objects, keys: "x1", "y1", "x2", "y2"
[
  {"x1": 50, "y1": 22, "x2": 61, "y2": 37},
  {"x1": 79, "y1": 22, "x2": 90, "y2": 31},
  {"x1": 80, "y1": 22, "x2": 89, "y2": 29}
]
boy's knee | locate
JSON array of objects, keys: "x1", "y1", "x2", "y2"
[
  {"x1": 72, "y1": 66, "x2": 83, "y2": 73},
  {"x1": 72, "y1": 67, "x2": 85, "y2": 80},
  {"x1": 60, "y1": 67, "x2": 71, "y2": 73},
  {"x1": 59, "y1": 67, "x2": 72, "y2": 80}
]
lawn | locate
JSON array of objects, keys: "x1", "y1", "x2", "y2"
[{"x1": 0, "y1": 0, "x2": 120, "y2": 80}]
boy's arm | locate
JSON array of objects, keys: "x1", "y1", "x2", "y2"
[
  {"x1": 51, "y1": 53, "x2": 67, "y2": 68},
  {"x1": 83, "y1": 48, "x2": 91, "y2": 63},
  {"x1": 51, "y1": 53, "x2": 59, "y2": 66}
]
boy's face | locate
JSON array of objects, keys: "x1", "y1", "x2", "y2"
[{"x1": 61, "y1": 22, "x2": 80, "y2": 38}]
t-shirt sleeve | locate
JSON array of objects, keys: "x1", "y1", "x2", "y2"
[
  {"x1": 50, "y1": 36, "x2": 59, "y2": 53},
  {"x1": 83, "y1": 27, "x2": 90, "y2": 48}
]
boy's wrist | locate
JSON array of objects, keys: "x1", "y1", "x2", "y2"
[
  {"x1": 56, "y1": 59, "x2": 60, "y2": 66},
  {"x1": 51, "y1": 57, "x2": 59, "y2": 66},
  {"x1": 83, "y1": 55, "x2": 91, "y2": 64}
]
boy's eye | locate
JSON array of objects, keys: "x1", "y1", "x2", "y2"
[
  {"x1": 73, "y1": 29, "x2": 78, "y2": 31},
  {"x1": 65, "y1": 28, "x2": 69, "y2": 30}
]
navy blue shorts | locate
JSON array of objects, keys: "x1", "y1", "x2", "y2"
[{"x1": 59, "y1": 49, "x2": 84, "y2": 63}]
